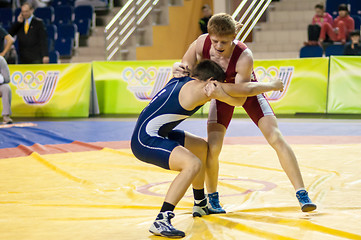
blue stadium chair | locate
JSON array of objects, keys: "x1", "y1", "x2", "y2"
[
  {"x1": 351, "y1": 15, "x2": 361, "y2": 30},
  {"x1": 46, "y1": 24, "x2": 58, "y2": 52},
  {"x1": 74, "y1": 5, "x2": 94, "y2": 22},
  {"x1": 57, "y1": 23, "x2": 77, "y2": 40},
  {"x1": 75, "y1": 18, "x2": 91, "y2": 36},
  {"x1": 57, "y1": 23, "x2": 78, "y2": 49},
  {"x1": 299, "y1": 45, "x2": 324, "y2": 58},
  {"x1": 326, "y1": 0, "x2": 350, "y2": 18},
  {"x1": 55, "y1": 37, "x2": 74, "y2": 58},
  {"x1": 0, "y1": 8, "x2": 13, "y2": 31},
  {"x1": 14, "y1": 7, "x2": 21, "y2": 19},
  {"x1": 350, "y1": 0, "x2": 361, "y2": 16},
  {"x1": 68, "y1": 0, "x2": 76, "y2": 7},
  {"x1": 54, "y1": 6, "x2": 74, "y2": 26},
  {"x1": 51, "y1": 0, "x2": 75, "y2": 7},
  {"x1": 74, "y1": 5, "x2": 94, "y2": 36},
  {"x1": 325, "y1": 44, "x2": 345, "y2": 56},
  {"x1": 48, "y1": 50, "x2": 60, "y2": 63},
  {"x1": 34, "y1": 6, "x2": 55, "y2": 26},
  {"x1": 47, "y1": 24, "x2": 57, "y2": 40}
]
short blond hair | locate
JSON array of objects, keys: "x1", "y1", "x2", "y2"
[{"x1": 207, "y1": 13, "x2": 236, "y2": 36}]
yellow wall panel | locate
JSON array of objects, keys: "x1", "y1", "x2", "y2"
[{"x1": 136, "y1": 0, "x2": 212, "y2": 60}]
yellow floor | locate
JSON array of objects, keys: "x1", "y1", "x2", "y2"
[{"x1": 1, "y1": 144, "x2": 360, "y2": 240}]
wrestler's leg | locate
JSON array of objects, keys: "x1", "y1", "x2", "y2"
[
  {"x1": 166, "y1": 146, "x2": 202, "y2": 205},
  {"x1": 258, "y1": 115, "x2": 317, "y2": 212},
  {"x1": 257, "y1": 115, "x2": 304, "y2": 190},
  {"x1": 183, "y1": 131, "x2": 208, "y2": 189},
  {"x1": 149, "y1": 146, "x2": 200, "y2": 237},
  {"x1": 183, "y1": 131, "x2": 210, "y2": 217},
  {"x1": 205, "y1": 123, "x2": 226, "y2": 193}
]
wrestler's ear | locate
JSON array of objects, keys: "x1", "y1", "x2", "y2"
[{"x1": 235, "y1": 22, "x2": 243, "y2": 35}]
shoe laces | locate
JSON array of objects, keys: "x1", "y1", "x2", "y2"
[
  {"x1": 209, "y1": 195, "x2": 222, "y2": 209},
  {"x1": 162, "y1": 212, "x2": 176, "y2": 229},
  {"x1": 297, "y1": 191, "x2": 311, "y2": 203}
]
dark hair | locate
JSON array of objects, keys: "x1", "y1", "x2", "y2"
[
  {"x1": 202, "y1": 4, "x2": 211, "y2": 10},
  {"x1": 191, "y1": 60, "x2": 226, "y2": 82},
  {"x1": 315, "y1": 3, "x2": 324, "y2": 10},
  {"x1": 338, "y1": 4, "x2": 348, "y2": 12},
  {"x1": 350, "y1": 30, "x2": 360, "y2": 37}
]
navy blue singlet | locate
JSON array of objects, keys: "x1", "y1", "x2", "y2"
[{"x1": 131, "y1": 76, "x2": 202, "y2": 169}]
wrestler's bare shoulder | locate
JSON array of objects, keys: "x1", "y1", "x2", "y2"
[
  {"x1": 236, "y1": 47, "x2": 254, "y2": 67},
  {"x1": 194, "y1": 34, "x2": 208, "y2": 51}
]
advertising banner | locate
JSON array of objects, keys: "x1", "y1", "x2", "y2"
[
  {"x1": 93, "y1": 60, "x2": 176, "y2": 114},
  {"x1": 328, "y1": 56, "x2": 361, "y2": 114},
  {"x1": 2, "y1": 63, "x2": 91, "y2": 117},
  {"x1": 93, "y1": 58, "x2": 329, "y2": 116},
  {"x1": 224, "y1": 58, "x2": 329, "y2": 115},
  {"x1": 6, "y1": 57, "x2": 361, "y2": 118}
]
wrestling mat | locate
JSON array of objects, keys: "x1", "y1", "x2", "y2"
[{"x1": 0, "y1": 118, "x2": 360, "y2": 240}]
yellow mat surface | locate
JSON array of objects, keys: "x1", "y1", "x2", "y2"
[{"x1": 1, "y1": 144, "x2": 360, "y2": 240}]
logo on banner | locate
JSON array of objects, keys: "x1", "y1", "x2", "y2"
[
  {"x1": 121, "y1": 66, "x2": 172, "y2": 101},
  {"x1": 254, "y1": 66, "x2": 294, "y2": 101},
  {"x1": 11, "y1": 71, "x2": 60, "y2": 105}
]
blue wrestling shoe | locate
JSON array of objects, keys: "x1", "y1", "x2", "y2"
[
  {"x1": 296, "y1": 190, "x2": 317, "y2": 212},
  {"x1": 149, "y1": 211, "x2": 185, "y2": 238},
  {"x1": 207, "y1": 192, "x2": 226, "y2": 214}
]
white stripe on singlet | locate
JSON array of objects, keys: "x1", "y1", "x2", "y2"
[
  {"x1": 207, "y1": 99, "x2": 218, "y2": 124},
  {"x1": 207, "y1": 94, "x2": 273, "y2": 125},
  {"x1": 137, "y1": 80, "x2": 180, "y2": 153},
  {"x1": 146, "y1": 114, "x2": 189, "y2": 137},
  {"x1": 256, "y1": 94, "x2": 273, "y2": 116}
]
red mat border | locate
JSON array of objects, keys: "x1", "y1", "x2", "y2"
[{"x1": 1, "y1": 136, "x2": 360, "y2": 159}]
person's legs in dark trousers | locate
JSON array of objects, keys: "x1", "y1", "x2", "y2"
[
  {"x1": 308, "y1": 24, "x2": 321, "y2": 41},
  {"x1": 306, "y1": 24, "x2": 321, "y2": 45}
]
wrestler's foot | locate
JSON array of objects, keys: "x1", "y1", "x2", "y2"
[
  {"x1": 296, "y1": 190, "x2": 317, "y2": 212},
  {"x1": 2, "y1": 115, "x2": 13, "y2": 124},
  {"x1": 192, "y1": 198, "x2": 209, "y2": 217},
  {"x1": 149, "y1": 211, "x2": 185, "y2": 238},
  {"x1": 207, "y1": 192, "x2": 226, "y2": 214}
]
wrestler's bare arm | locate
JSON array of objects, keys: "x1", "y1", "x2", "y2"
[
  {"x1": 220, "y1": 48, "x2": 253, "y2": 96},
  {"x1": 210, "y1": 49, "x2": 283, "y2": 103},
  {"x1": 183, "y1": 35, "x2": 205, "y2": 67},
  {"x1": 204, "y1": 81, "x2": 243, "y2": 106},
  {"x1": 173, "y1": 35, "x2": 206, "y2": 77},
  {"x1": 179, "y1": 80, "x2": 211, "y2": 110},
  {"x1": 182, "y1": 41, "x2": 197, "y2": 68},
  {"x1": 172, "y1": 42, "x2": 196, "y2": 77},
  {"x1": 204, "y1": 48, "x2": 253, "y2": 106},
  {"x1": 218, "y1": 49, "x2": 282, "y2": 96},
  {"x1": 207, "y1": 77, "x2": 283, "y2": 104}
]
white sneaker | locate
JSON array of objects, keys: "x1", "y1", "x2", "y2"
[
  {"x1": 149, "y1": 211, "x2": 185, "y2": 238},
  {"x1": 192, "y1": 205, "x2": 209, "y2": 217},
  {"x1": 192, "y1": 198, "x2": 209, "y2": 217},
  {"x1": 2, "y1": 115, "x2": 13, "y2": 124}
]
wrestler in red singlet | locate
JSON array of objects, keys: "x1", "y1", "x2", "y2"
[{"x1": 202, "y1": 35, "x2": 274, "y2": 128}]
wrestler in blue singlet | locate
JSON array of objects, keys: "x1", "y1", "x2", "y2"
[{"x1": 131, "y1": 76, "x2": 202, "y2": 170}]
